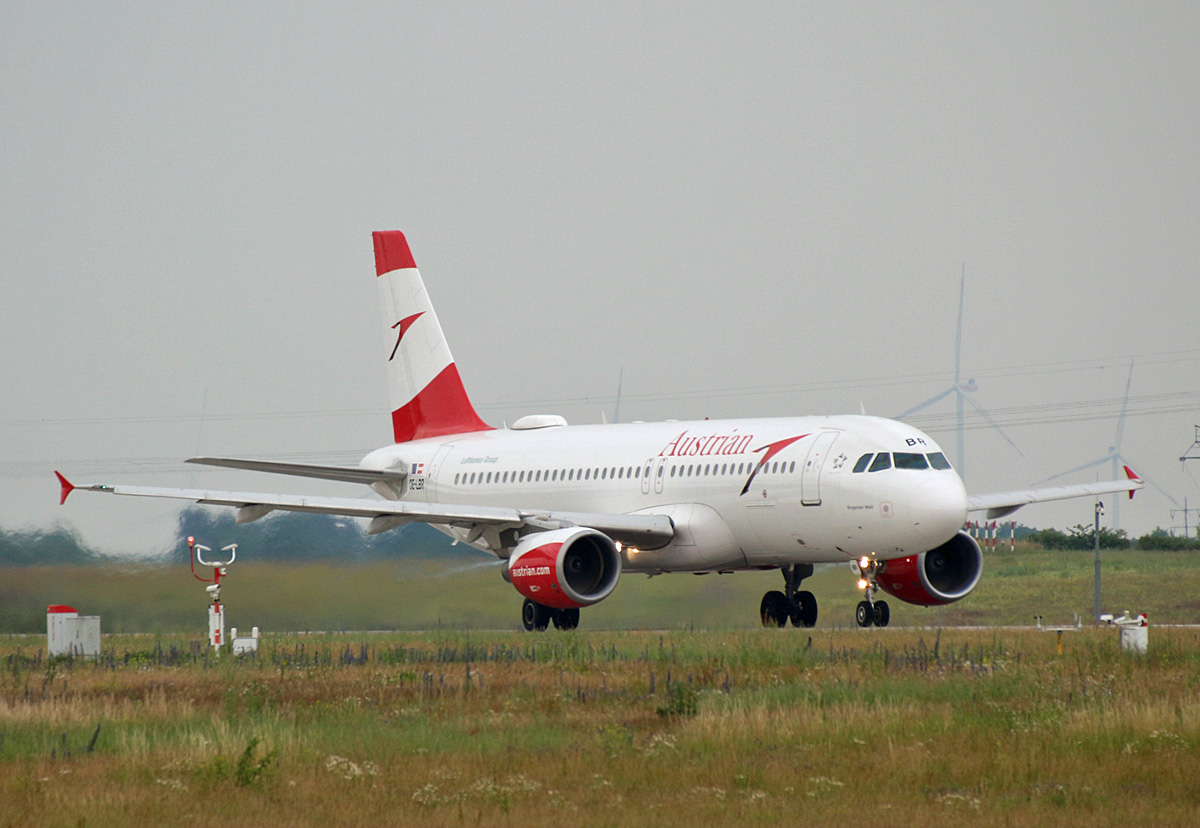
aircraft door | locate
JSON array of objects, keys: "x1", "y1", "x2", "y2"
[
  {"x1": 801, "y1": 431, "x2": 840, "y2": 506},
  {"x1": 642, "y1": 457, "x2": 666, "y2": 495},
  {"x1": 425, "y1": 444, "x2": 456, "y2": 503}
]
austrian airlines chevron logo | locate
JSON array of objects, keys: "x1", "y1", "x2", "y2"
[
  {"x1": 389, "y1": 312, "x2": 424, "y2": 361},
  {"x1": 740, "y1": 434, "x2": 810, "y2": 496}
]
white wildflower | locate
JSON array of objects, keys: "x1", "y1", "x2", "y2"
[{"x1": 324, "y1": 754, "x2": 364, "y2": 780}]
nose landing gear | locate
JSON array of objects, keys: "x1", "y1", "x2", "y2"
[{"x1": 852, "y1": 557, "x2": 890, "y2": 628}]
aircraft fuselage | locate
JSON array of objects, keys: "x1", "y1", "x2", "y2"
[{"x1": 361, "y1": 414, "x2": 969, "y2": 573}]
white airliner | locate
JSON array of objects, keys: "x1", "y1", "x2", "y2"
[{"x1": 56, "y1": 231, "x2": 1143, "y2": 630}]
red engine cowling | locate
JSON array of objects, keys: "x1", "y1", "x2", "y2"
[
  {"x1": 505, "y1": 527, "x2": 622, "y2": 610},
  {"x1": 877, "y1": 531, "x2": 983, "y2": 607}
]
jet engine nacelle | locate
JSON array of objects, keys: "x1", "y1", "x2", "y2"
[
  {"x1": 505, "y1": 527, "x2": 622, "y2": 610},
  {"x1": 877, "y1": 530, "x2": 983, "y2": 607}
]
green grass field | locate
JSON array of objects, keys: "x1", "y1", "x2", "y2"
[
  {"x1": 2, "y1": 543, "x2": 1197, "y2": 633},
  {"x1": 1, "y1": 544, "x2": 1196, "y2": 824},
  {"x1": 1, "y1": 627, "x2": 1198, "y2": 827}
]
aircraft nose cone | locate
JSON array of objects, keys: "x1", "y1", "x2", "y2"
[{"x1": 909, "y1": 475, "x2": 969, "y2": 541}]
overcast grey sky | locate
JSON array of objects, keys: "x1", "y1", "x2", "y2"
[{"x1": 3, "y1": 3, "x2": 1199, "y2": 555}]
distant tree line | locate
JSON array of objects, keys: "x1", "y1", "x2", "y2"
[
  {"x1": 0, "y1": 508, "x2": 476, "y2": 566},
  {"x1": 1023, "y1": 525, "x2": 1131, "y2": 550},
  {"x1": 0, "y1": 525, "x2": 106, "y2": 566},
  {"x1": 1134, "y1": 527, "x2": 1200, "y2": 551},
  {"x1": 164, "y1": 507, "x2": 467, "y2": 564},
  {"x1": 1018, "y1": 524, "x2": 1200, "y2": 551}
]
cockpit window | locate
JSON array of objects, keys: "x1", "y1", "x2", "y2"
[
  {"x1": 868, "y1": 453, "x2": 892, "y2": 472},
  {"x1": 893, "y1": 452, "x2": 929, "y2": 470},
  {"x1": 927, "y1": 452, "x2": 952, "y2": 470},
  {"x1": 852, "y1": 453, "x2": 873, "y2": 473}
]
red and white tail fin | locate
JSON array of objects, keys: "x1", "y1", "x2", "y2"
[{"x1": 373, "y1": 231, "x2": 491, "y2": 443}]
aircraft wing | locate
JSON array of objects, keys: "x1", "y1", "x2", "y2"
[
  {"x1": 54, "y1": 473, "x2": 674, "y2": 552},
  {"x1": 967, "y1": 467, "x2": 1143, "y2": 520},
  {"x1": 186, "y1": 457, "x2": 408, "y2": 487}
]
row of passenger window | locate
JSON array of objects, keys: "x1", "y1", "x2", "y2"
[
  {"x1": 452, "y1": 459, "x2": 798, "y2": 487},
  {"x1": 671, "y1": 460, "x2": 794, "y2": 477},
  {"x1": 455, "y1": 466, "x2": 642, "y2": 486},
  {"x1": 851, "y1": 452, "x2": 953, "y2": 473}
]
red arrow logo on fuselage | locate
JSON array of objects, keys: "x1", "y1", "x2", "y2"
[{"x1": 740, "y1": 434, "x2": 810, "y2": 496}]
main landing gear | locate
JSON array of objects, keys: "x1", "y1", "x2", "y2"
[
  {"x1": 760, "y1": 564, "x2": 819, "y2": 628},
  {"x1": 521, "y1": 598, "x2": 580, "y2": 632},
  {"x1": 852, "y1": 556, "x2": 890, "y2": 628}
]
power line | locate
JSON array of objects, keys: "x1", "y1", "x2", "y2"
[
  {"x1": 477, "y1": 348, "x2": 1200, "y2": 412},
  {"x1": 903, "y1": 391, "x2": 1200, "y2": 432},
  {"x1": 1181, "y1": 425, "x2": 1200, "y2": 464},
  {"x1": 5, "y1": 348, "x2": 1199, "y2": 431}
]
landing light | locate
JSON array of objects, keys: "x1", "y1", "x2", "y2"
[
  {"x1": 857, "y1": 579, "x2": 869, "y2": 590},
  {"x1": 858, "y1": 556, "x2": 871, "y2": 570}
]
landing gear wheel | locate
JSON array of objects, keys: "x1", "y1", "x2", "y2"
[
  {"x1": 522, "y1": 598, "x2": 551, "y2": 632},
  {"x1": 790, "y1": 590, "x2": 819, "y2": 628},
  {"x1": 855, "y1": 600, "x2": 875, "y2": 628},
  {"x1": 552, "y1": 608, "x2": 580, "y2": 631},
  {"x1": 760, "y1": 591, "x2": 790, "y2": 628},
  {"x1": 873, "y1": 600, "x2": 890, "y2": 628},
  {"x1": 801, "y1": 588, "x2": 820, "y2": 624}
]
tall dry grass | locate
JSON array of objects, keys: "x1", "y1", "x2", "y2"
[{"x1": 1, "y1": 627, "x2": 1198, "y2": 826}]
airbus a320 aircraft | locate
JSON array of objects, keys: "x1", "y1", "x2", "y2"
[{"x1": 57, "y1": 231, "x2": 1143, "y2": 630}]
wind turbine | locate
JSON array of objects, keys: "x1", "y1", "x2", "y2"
[
  {"x1": 894, "y1": 267, "x2": 1022, "y2": 483},
  {"x1": 601, "y1": 367, "x2": 624, "y2": 425},
  {"x1": 1034, "y1": 362, "x2": 1177, "y2": 530},
  {"x1": 613, "y1": 366, "x2": 623, "y2": 425}
]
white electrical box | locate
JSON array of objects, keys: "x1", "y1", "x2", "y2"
[
  {"x1": 1120, "y1": 625, "x2": 1148, "y2": 654},
  {"x1": 46, "y1": 605, "x2": 101, "y2": 658},
  {"x1": 231, "y1": 626, "x2": 260, "y2": 656},
  {"x1": 1103, "y1": 611, "x2": 1149, "y2": 654}
]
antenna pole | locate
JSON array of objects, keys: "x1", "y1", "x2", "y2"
[
  {"x1": 1170, "y1": 497, "x2": 1200, "y2": 538},
  {"x1": 1179, "y1": 426, "x2": 1200, "y2": 539},
  {"x1": 1094, "y1": 500, "x2": 1104, "y2": 621}
]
